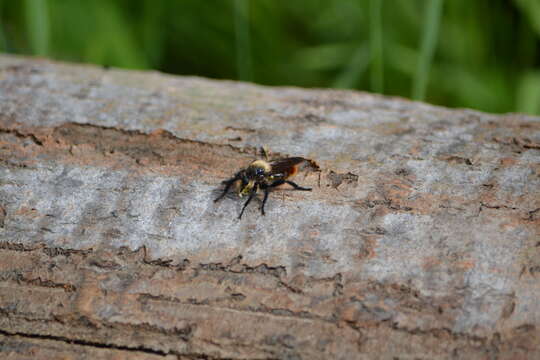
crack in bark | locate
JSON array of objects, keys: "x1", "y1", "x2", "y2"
[
  {"x1": 389, "y1": 323, "x2": 489, "y2": 346},
  {"x1": 2, "y1": 308, "x2": 195, "y2": 342},
  {"x1": 0, "y1": 329, "x2": 238, "y2": 359},
  {"x1": 479, "y1": 202, "x2": 518, "y2": 212},
  {"x1": 0, "y1": 241, "x2": 93, "y2": 257},
  {"x1": 493, "y1": 136, "x2": 540, "y2": 151},
  {"x1": 0, "y1": 272, "x2": 76, "y2": 292},
  {"x1": 198, "y1": 255, "x2": 287, "y2": 279},
  {"x1": 0, "y1": 328, "x2": 172, "y2": 357},
  {"x1": 51, "y1": 122, "x2": 278, "y2": 160},
  {"x1": 0, "y1": 128, "x2": 43, "y2": 146},
  {"x1": 138, "y1": 293, "x2": 328, "y2": 324},
  {"x1": 438, "y1": 155, "x2": 474, "y2": 166}
]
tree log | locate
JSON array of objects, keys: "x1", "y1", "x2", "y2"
[{"x1": 0, "y1": 55, "x2": 539, "y2": 359}]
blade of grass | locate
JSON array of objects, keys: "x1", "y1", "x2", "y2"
[
  {"x1": 0, "y1": 31, "x2": 4, "y2": 53},
  {"x1": 333, "y1": 44, "x2": 370, "y2": 88},
  {"x1": 141, "y1": 0, "x2": 165, "y2": 68},
  {"x1": 514, "y1": 0, "x2": 540, "y2": 37},
  {"x1": 412, "y1": 0, "x2": 443, "y2": 101},
  {"x1": 516, "y1": 71, "x2": 540, "y2": 115},
  {"x1": 293, "y1": 43, "x2": 354, "y2": 71},
  {"x1": 234, "y1": 0, "x2": 252, "y2": 82},
  {"x1": 369, "y1": 0, "x2": 384, "y2": 93},
  {"x1": 85, "y1": 1, "x2": 147, "y2": 69},
  {"x1": 24, "y1": 0, "x2": 49, "y2": 56},
  {"x1": 0, "y1": 7, "x2": 6, "y2": 52}
]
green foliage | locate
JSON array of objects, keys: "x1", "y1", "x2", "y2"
[
  {"x1": 370, "y1": 0, "x2": 384, "y2": 93},
  {"x1": 412, "y1": 0, "x2": 443, "y2": 101},
  {"x1": 0, "y1": 0, "x2": 539, "y2": 114},
  {"x1": 24, "y1": 0, "x2": 49, "y2": 56}
]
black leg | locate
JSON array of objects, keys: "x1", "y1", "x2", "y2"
[
  {"x1": 267, "y1": 179, "x2": 285, "y2": 188},
  {"x1": 238, "y1": 190, "x2": 256, "y2": 219},
  {"x1": 266, "y1": 179, "x2": 311, "y2": 191},
  {"x1": 284, "y1": 180, "x2": 311, "y2": 191},
  {"x1": 260, "y1": 188, "x2": 270, "y2": 215},
  {"x1": 214, "y1": 176, "x2": 238, "y2": 202}
]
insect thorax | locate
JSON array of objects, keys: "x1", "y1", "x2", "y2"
[{"x1": 249, "y1": 160, "x2": 272, "y2": 174}]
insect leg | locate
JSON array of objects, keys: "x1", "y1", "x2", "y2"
[
  {"x1": 260, "y1": 188, "x2": 270, "y2": 215},
  {"x1": 238, "y1": 185, "x2": 257, "y2": 219},
  {"x1": 214, "y1": 176, "x2": 239, "y2": 202},
  {"x1": 267, "y1": 179, "x2": 285, "y2": 188},
  {"x1": 284, "y1": 180, "x2": 311, "y2": 191},
  {"x1": 267, "y1": 179, "x2": 311, "y2": 191}
]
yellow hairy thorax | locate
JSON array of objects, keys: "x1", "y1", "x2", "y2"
[{"x1": 250, "y1": 159, "x2": 271, "y2": 173}]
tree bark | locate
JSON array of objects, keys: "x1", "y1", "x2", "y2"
[{"x1": 0, "y1": 55, "x2": 539, "y2": 359}]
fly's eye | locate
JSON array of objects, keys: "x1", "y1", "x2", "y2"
[{"x1": 256, "y1": 168, "x2": 265, "y2": 176}]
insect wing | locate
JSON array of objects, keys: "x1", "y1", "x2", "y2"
[{"x1": 269, "y1": 157, "x2": 305, "y2": 178}]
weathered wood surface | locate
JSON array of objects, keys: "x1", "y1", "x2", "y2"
[{"x1": 0, "y1": 55, "x2": 539, "y2": 359}]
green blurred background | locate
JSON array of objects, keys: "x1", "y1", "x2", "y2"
[{"x1": 1, "y1": 0, "x2": 540, "y2": 115}]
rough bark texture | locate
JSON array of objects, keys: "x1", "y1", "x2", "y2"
[{"x1": 0, "y1": 55, "x2": 539, "y2": 359}]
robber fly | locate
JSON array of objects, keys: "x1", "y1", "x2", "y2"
[{"x1": 214, "y1": 157, "x2": 312, "y2": 219}]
